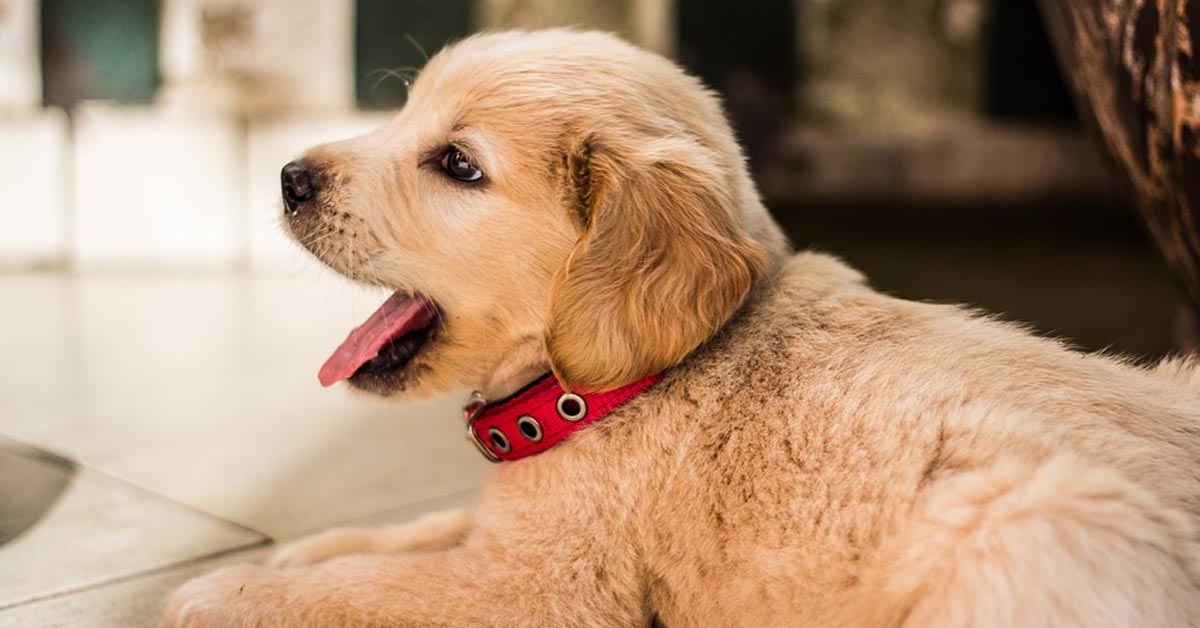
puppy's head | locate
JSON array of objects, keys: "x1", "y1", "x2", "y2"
[{"x1": 284, "y1": 30, "x2": 777, "y2": 399}]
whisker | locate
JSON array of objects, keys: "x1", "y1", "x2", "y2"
[
  {"x1": 368, "y1": 68, "x2": 417, "y2": 91},
  {"x1": 402, "y1": 33, "x2": 430, "y2": 62},
  {"x1": 367, "y1": 66, "x2": 423, "y2": 103}
]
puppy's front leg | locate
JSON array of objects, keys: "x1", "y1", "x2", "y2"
[
  {"x1": 269, "y1": 508, "x2": 471, "y2": 568},
  {"x1": 162, "y1": 547, "x2": 640, "y2": 628}
]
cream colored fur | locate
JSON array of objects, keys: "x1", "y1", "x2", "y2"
[{"x1": 163, "y1": 30, "x2": 1200, "y2": 627}]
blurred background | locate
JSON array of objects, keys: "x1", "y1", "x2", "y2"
[
  {"x1": 0, "y1": 1, "x2": 1189, "y2": 625},
  {"x1": 1, "y1": 0, "x2": 1182, "y2": 355}
]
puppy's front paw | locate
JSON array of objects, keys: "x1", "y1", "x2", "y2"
[
  {"x1": 161, "y1": 564, "x2": 278, "y2": 628},
  {"x1": 268, "y1": 528, "x2": 372, "y2": 568}
]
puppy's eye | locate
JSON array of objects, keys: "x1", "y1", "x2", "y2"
[{"x1": 441, "y1": 146, "x2": 483, "y2": 182}]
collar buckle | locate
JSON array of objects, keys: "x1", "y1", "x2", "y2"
[
  {"x1": 462, "y1": 391, "x2": 500, "y2": 463},
  {"x1": 462, "y1": 390, "x2": 488, "y2": 422}
]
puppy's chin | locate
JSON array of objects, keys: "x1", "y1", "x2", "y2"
[
  {"x1": 347, "y1": 369, "x2": 424, "y2": 398},
  {"x1": 344, "y1": 343, "x2": 438, "y2": 398}
]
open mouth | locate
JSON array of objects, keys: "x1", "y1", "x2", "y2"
[{"x1": 318, "y1": 293, "x2": 441, "y2": 388}]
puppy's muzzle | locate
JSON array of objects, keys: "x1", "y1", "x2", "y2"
[{"x1": 281, "y1": 161, "x2": 318, "y2": 217}]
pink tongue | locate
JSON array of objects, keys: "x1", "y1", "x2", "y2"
[{"x1": 318, "y1": 293, "x2": 435, "y2": 387}]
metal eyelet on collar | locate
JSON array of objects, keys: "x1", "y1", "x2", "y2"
[
  {"x1": 516, "y1": 415, "x2": 543, "y2": 442},
  {"x1": 487, "y1": 427, "x2": 511, "y2": 453},
  {"x1": 556, "y1": 393, "x2": 587, "y2": 422}
]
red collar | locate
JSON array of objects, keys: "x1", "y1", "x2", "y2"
[{"x1": 463, "y1": 372, "x2": 662, "y2": 462}]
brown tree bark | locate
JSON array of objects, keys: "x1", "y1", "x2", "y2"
[{"x1": 1040, "y1": 0, "x2": 1200, "y2": 350}]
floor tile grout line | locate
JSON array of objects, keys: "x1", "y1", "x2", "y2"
[
  {"x1": 80, "y1": 465, "x2": 270, "y2": 541},
  {"x1": 0, "y1": 436, "x2": 481, "y2": 542},
  {"x1": 0, "y1": 538, "x2": 273, "y2": 613},
  {"x1": 0, "y1": 433, "x2": 270, "y2": 541},
  {"x1": 0, "y1": 433, "x2": 82, "y2": 470}
]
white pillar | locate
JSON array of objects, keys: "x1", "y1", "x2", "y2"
[
  {"x1": 72, "y1": 104, "x2": 244, "y2": 268},
  {"x1": 0, "y1": 0, "x2": 41, "y2": 110},
  {"x1": 0, "y1": 110, "x2": 68, "y2": 266},
  {"x1": 158, "y1": 0, "x2": 354, "y2": 113}
]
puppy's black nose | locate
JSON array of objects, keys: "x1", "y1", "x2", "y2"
[{"x1": 281, "y1": 161, "x2": 317, "y2": 216}]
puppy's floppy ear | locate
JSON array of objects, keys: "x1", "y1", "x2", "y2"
[{"x1": 547, "y1": 134, "x2": 768, "y2": 391}]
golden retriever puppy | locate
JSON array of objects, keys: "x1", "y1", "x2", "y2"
[{"x1": 163, "y1": 30, "x2": 1200, "y2": 627}]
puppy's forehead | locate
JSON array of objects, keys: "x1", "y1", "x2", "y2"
[{"x1": 408, "y1": 31, "x2": 655, "y2": 123}]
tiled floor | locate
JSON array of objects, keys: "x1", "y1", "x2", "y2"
[{"x1": 0, "y1": 267, "x2": 487, "y2": 626}]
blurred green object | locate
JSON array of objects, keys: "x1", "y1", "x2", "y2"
[
  {"x1": 355, "y1": 0, "x2": 471, "y2": 109},
  {"x1": 41, "y1": 0, "x2": 160, "y2": 107}
]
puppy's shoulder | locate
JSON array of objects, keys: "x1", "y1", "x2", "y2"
[{"x1": 773, "y1": 251, "x2": 868, "y2": 301}]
